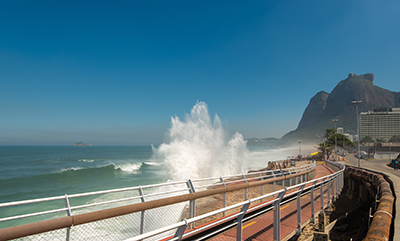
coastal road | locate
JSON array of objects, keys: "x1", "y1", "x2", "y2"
[{"x1": 344, "y1": 154, "x2": 400, "y2": 178}]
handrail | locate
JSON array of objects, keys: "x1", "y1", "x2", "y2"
[
  {"x1": 0, "y1": 162, "x2": 317, "y2": 240},
  {"x1": 125, "y1": 163, "x2": 344, "y2": 241},
  {"x1": 0, "y1": 162, "x2": 315, "y2": 209},
  {"x1": 0, "y1": 162, "x2": 316, "y2": 222}
]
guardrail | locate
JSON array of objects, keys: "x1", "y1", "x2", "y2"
[
  {"x1": 128, "y1": 160, "x2": 344, "y2": 241},
  {"x1": 345, "y1": 166, "x2": 394, "y2": 241},
  {"x1": 0, "y1": 162, "x2": 318, "y2": 240}
]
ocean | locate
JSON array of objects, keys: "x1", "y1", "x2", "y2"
[
  {"x1": 0, "y1": 145, "x2": 301, "y2": 203},
  {"x1": 0, "y1": 146, "x2": 166, "y2": 204},
  {"x1": 0, "y1": 102, "x2": 306, "y2": 232}
]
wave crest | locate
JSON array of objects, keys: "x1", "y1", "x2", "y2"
[{"x1": 153, "y1": 101, "x2": 249, "y2": 181}]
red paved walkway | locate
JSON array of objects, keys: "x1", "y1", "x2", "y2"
[{"x1": 208, "y1": 164, "x2": 335, "y2": 241}]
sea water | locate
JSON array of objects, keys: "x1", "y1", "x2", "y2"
[
  {"x1": 0, "y1": 145, "x2": 165, "y2": 204},
  {"x1": 0, "y1": 102, "x2": 305, "y2": 234}
]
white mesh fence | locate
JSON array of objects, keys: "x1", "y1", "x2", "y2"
[{"x1": 1, "y1": 162, "x2": 319, "y2": 241}]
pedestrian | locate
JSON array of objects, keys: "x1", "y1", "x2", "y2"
[{"x1": 395, "y1": 153, "x2": 400, "y2": 171}]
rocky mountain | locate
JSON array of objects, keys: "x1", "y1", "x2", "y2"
[{"x1": 257, "y1": 73, "x2": 400, "y2": 146}]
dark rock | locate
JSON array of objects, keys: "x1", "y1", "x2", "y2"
[
  {"x1": 282, "y1": 73, "x2": 399, "y2": 143},
  {"x1": 364, "y1": 73, "x2": 374, "y2": 84}
]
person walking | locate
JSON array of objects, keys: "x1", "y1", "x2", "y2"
[{"x1": 394, "y1": 153, "x2": 400, "y2": 171}]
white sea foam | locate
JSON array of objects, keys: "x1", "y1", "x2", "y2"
[
  {"x1": 153, "y1": 101, "x2": 249, "y2": 181},
  {"x1": 78, "y1": 159, "x2": 95, "y2": 162},
  {"x1": 247, "y1": 144, "x2": 318, "y2": 170},
  {"x1": 143, "y1": 161, "x2": 161, "y2": 166},
  {"x1": 58, "y1": 166, "x2": 86, "y2": 172},
  {"x1": 114, "y1": 162, "x2": 142, "y2": 172},
  {"x1": 141, "y1": 102, "x2": 250, "y2": 238}
]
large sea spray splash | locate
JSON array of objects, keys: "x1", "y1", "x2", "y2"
[
  {"x1": 0, "y1": 103, "x2": 251, "y2": 240},
  {"x1": 153, "y1": 101, "x2": 249, "y2": 181},
  {"x1": 131, "y1": 102, "x2": 251, "y2": 240}
]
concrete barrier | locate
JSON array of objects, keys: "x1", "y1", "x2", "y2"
[{"x1": 346, "y1": 166, "x2": 394, "y2": 241}]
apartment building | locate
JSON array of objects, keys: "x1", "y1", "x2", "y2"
[{"x1": 360, "y1": 108, "x2": 400, "y2": 142}]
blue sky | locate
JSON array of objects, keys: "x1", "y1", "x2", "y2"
[{"x1": 1, "y1": 0, "x2": 400, "y2": 145}]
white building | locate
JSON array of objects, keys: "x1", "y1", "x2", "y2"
[{"x1": 360, "y1": 108, "x2": 400, "y2": 142}]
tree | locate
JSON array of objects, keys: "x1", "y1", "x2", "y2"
[
  {"x1": 318, "y1": 142, "x2": 331, "y2": 160},
  {"x1": 361, "y1": 135, "x2": 374, "y2": 143},
  {"x1": 376, "y1": 137, "x2": 386, "y2": 143},
  {"x1": 337, "y1": 133, "x2": 355, "y2": 149},
  {"x1": 318, "y1": 128, "x2": 355, "y2": 160},
  {"x1": 389, "y1": 135, "x2": 400, "y2": 143}
]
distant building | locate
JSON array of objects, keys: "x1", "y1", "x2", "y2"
[
  {"x1": 337, "y1": 127, "x2": 344, "y2": 134},
  {"x1": 344, "y1": 133, "x2": 353, "y2": 141},
  {"x1": 360, "y1": 108, "x2": 400, "y2": 142}
]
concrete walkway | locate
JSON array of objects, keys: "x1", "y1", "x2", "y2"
[{"x1": 343, "y1": 155, "x2": 399, "y2": 241}]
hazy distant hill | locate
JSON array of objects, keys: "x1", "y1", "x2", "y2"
[{"x1": 247, "y1": 73, "x2": 400, "y2": 146}]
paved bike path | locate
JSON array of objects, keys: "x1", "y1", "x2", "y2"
[{"x1": 209, "y1": 164, "x2": 335, "y2": 241}]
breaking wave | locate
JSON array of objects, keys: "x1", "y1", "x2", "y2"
[{"x1": 153, "y1": 101, "x2": 249, "y2": 181}]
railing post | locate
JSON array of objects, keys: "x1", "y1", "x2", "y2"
[
  {"x1": 297, "y1": 184, "x2": 306, "y2": 235},
  {"x1": 288, "y1": 169, "x2": 292, "y2": 186},
  {"x1": 335, "y1": 174, "x2": 339, "y2": 198},
  {"x1": 272, "y1": 172, "x2": 276, "y2": 192},
  {"x1": 299, "y1": 167, "x2": 303, "y2": 183},
  {"x1": 341, "y1": 171, "x2": 344, "y2": 193},
  {"x1": 138, "y1": 186, "x2": 146, "y2": 235},
  {"x1": 299, "y1": 167, "x2": 302, "y2": 184},
  {"x1": 186, "y1": 179, "x2": 196, "y2": 228},
  {"x1": 236, "y1": 200, "x2": 251, "y2": 241},
  {"x1": 274, "y1": 188, "x2": 286, "y2": 241},
  {"x1": 64, "y1": 194, "x2": 72, "y2": 241},
  {"x1": 327, "y1": 178, "x2": 331, "y2": 204},
  {"x1": 242, "y1": 174, "x2": 248, "y2": 200},
  {"x1": 336, "y1": 174, "x2": 340, "y2": 197},
  {"x1": 259, "y1": 173, "x2": 264, "y2": 202},
  {"x1": 220, "y1": 177, "x2": 227, "y2": 216},
  {"x1": 342, "y1": 171, "x2": 344, "y2": 192},
  {"x1": 320, "y1": 177, "x2": 327, "y2": 211},
  {"x1": 174, "y1": 219, "x2": 188, "y2": 241},
  {"x1": 332, "y1": 176, "x2": 336, "y2": 202},
  {"x1": 341, "y1": 172, "x2": 345, "y2": 193},
  {"x1": 310, "y1": 180, "x2": 318, "y2": 223},
  {"x1": 306, "y1": 167, "x2": 309, "y2": 181}
]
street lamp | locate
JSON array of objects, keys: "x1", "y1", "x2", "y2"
[
  {"x1": 352, "y1": 100, "x2": 362, "y2": 167},
  {"x1": 298, "y1": 141, "x2": 301, "y2": 156},
  {"x1": 332, "y1": 119, "x2": 338, "y2": 161},
  {"x1": 343, "y1": 134, "x2": 345, "y2": 156}
]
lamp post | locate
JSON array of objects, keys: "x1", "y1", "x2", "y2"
[
  {"x1": 298, "y1": 141, "x2": 301, "y2": 156},
  {"x1": 352, "y1": 100, "x2": 362, "y2": 167},
  {"x1": 343, "y1": 134, "x2": 345, "y2": 157},
  {"x1": 332, "y1": 119, "x2": 338, "y2": 161}
]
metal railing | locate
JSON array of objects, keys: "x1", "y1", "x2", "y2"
[
  {"x1": 127, "y1": 160, "x2": 344, "y2": 241},
  {"x1": 0, "y1": 161, "x2": 319, "y2": 240}
]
